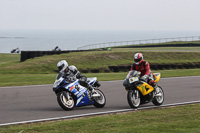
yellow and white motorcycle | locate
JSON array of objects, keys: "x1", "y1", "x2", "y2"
[{"x1": 123, "y1": 70, "x2": 164, "y2": 108}]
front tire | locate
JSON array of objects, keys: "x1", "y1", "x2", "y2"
[
  {"x1": 152, "y1": 86, "x2": 164, "y2": 106},
  {"x1": 93, "y1": 89, "x2": 106, "y2": 108},
  {"x1": 127, "y1": 89, "x2": 141, "y2": 108},
  {"x1": 57, "y1": 91, "x2": 75, "y2": 111}
]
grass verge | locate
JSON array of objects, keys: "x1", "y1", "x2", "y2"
[
  {"x1": 1, "y1": 48, "x2": 200, "y2": 74},
  {"x1": 0, "y1": 103, "x2": 199, "y2": 132},
  {"x1": 1, "y1": 68, "x2": 200, "y2": 87},
  {"x1": 0, "y1": 48, "x2": 200, "y2": 132}
]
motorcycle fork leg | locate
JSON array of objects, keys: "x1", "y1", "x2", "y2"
[
  {"x1": 62, "y1": 91, "x2": 69, "y2": 101},
  {"x1": 134, "y1": 90, "x2": 139, "y2": 99}
]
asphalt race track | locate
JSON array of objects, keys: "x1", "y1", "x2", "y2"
[{"x1": 0, "y1": 76, "x2": 200, "y2": 125}]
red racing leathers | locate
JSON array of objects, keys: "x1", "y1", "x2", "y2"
[{"x1": 131, "y1": 60, "x2": 156, "y2": 87}]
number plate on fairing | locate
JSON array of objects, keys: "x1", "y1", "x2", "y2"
[{"x1": 129, "y1": 77, "x2": 139, "y2": 83}]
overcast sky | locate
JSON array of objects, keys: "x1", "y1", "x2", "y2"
[{"x1": 0, "y1": 0, "x2": 200, "y2": 31}]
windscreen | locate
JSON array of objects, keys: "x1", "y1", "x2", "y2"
[
  {"x1": 56, "y1": 72, "x2": 65, "y2": 80},
  {"x1": 126, "y1": 70, "x2": 140, "y2": 79}
]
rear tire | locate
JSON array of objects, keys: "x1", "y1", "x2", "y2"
[
  {"x1": 57, "y1": 91, "x2": 75, "y2": 111},
  {"x1": 152, "y1": 86, "x2": 164, "y2": 106},
  {"x1": 127, "y1": 89, "x2": 141, "y2": 108},
  {"x1": 93, "y1": 89, "x2": 106, "y2": 108}
]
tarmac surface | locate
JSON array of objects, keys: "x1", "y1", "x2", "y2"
[{"x1": 0, "y1": 76, "x2": 200, "y2": 125}]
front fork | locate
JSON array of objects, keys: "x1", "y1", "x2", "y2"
[
  {"x1": 134, "y1": 90, "x2": 139, "y2": 99},
  {"x1": 62, "y1": 91, "x2": 70, "y2": 101}
]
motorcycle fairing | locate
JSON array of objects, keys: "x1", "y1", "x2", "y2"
[
  {"x1": 153, "y1": 73, "x2": 161, "y2": 83},
  {"x1": 136, "y1": 82, "x2": 154, "y2": 95},
  {"x1": 129, "y1": 77, "x2": 139, "y2": 83},
  {"x1": 87, "y1": 77, "x2": 97, "y2": 85},
  {"x1": 64, "y1": 80, "x2": 94, "y2": 107}
]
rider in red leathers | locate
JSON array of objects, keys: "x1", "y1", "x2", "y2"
[{"x1": 131, "y1": 53, "x2": 157, "y2": 88}]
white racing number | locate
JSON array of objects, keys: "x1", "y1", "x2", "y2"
[{"x1": 129, "y1": 77, "x2": 139, "y2": 83}]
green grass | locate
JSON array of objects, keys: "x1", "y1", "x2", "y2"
[
  {"x1": 1, "y1": 48, "x2": 200, "y2": 74},
  {"x1": 0, "y1": 53, "x2": 20, "y2": 66},
  {"x1": 1, "y1": 68, "x2": 200, "y2": 87},
  {"x1": 0, "y1": 74, "x2": 56, "y2": 86},
  {"x1": 1, "y1": 49, "x2": 200, "y2": 87},
  {"x1": 0, "y1": 49, "x2": 200, "y2": 132},
  {"x1": 113, "y1": 47, "x2": 200, "y2": 51},
  {"x1": 117, "y1": 41, "x2": 200, "y2": 47},
  {"x1": 1, "y1": 103, "x2": 199, "y2": 132}
]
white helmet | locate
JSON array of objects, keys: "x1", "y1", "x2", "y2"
[
  {"x1": 57, "y1": 60, "x2": 68, "y2": 73},
  {"x1": 134, "y1": 53, "x2": 143, "y2": 65}
]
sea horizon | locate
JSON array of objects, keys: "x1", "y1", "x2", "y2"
[{"x1": 0, "y1": 29, "x2": 200, "y2": 53}]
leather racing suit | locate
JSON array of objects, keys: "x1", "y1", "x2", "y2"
[
  {"x1": 131, "y1": 60, "x2": 156, "y2": 87},
  {"x1": 56, "y1": 65, "x2": 89, "y2": 88}
]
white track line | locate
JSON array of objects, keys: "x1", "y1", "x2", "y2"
[{"x1": 0, "y1": 100, "x2": 200, "y2": 126}]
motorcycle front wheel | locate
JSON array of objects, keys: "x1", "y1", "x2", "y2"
[
  {"x1": 152, "y1": 86, "x2": 164, "y2": 106},
  {"x1": 57, "y1": 91, "x2": 75, "y2": 111},
  {"x1": 127, "y1": 89, "x2": 141, "y2": 108},
  {"x1": 93, "y1": 89, "x2": 106, "y2": 108}
]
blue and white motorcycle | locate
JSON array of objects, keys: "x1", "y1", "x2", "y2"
[{"x1": 53, "y1": 75, "x2": 106, "y2": 111}]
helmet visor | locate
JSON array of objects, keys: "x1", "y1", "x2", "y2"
[
  {"x1": 134, "y1": 58, "x2": 142, "y2": 63},
  {"x1": 58, "y1": 64, "x2": 65, "y2": 72}
]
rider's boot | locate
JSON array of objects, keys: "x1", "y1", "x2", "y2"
[
  {"x1": 153, "y1": 85, "x2": 160, "y2": 96},
  {"x1": 88, "y1": 85, "x2": 99, "y2": 98},
  {"x1": 151, "y1": 82, "x2": 159, "y2": 96}
]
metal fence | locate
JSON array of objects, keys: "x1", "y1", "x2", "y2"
[{"x1": 77, "y1": 36, "x2": 200, "y2": 50}]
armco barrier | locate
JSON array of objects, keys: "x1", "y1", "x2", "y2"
[
  {"x1": 115, "y1": 43, "x2": 200, "y2": 48},
  {"x1": 107, "y1": 63, "x2": 200, "y2": 72},
  {"x1": 21, "y1": 41, "x2": 200, "y2": 62},
  {"x1": 20, "y1": 50, "x2": 91, "y2": 62},
  {"x1": 79, "y1": 63, "x2": 200, "y2": 73},
  {"x1": 20, "y1": 51, "x2": 62, "y2": 62},
  {"x1": 77, "y1": 36, "x2": 200, "y2": 50}
]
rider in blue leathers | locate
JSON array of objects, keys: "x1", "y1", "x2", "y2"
[{"x1": 57, "y1": 60, "x2": 98, "y2": 97}]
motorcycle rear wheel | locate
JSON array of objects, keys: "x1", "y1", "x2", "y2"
[
  {"x1": 93, "y1": 89, "x2": 106, "y2": 108},
  {"x1": 57, "y1": 91, "x2": 75, "y2": 111},
  {"x1": 127, "y1": 89, "x2": 141, "y2": 108},
  {"x1": 152, "y1": 86, "x2": 164, "y2": 106}
]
